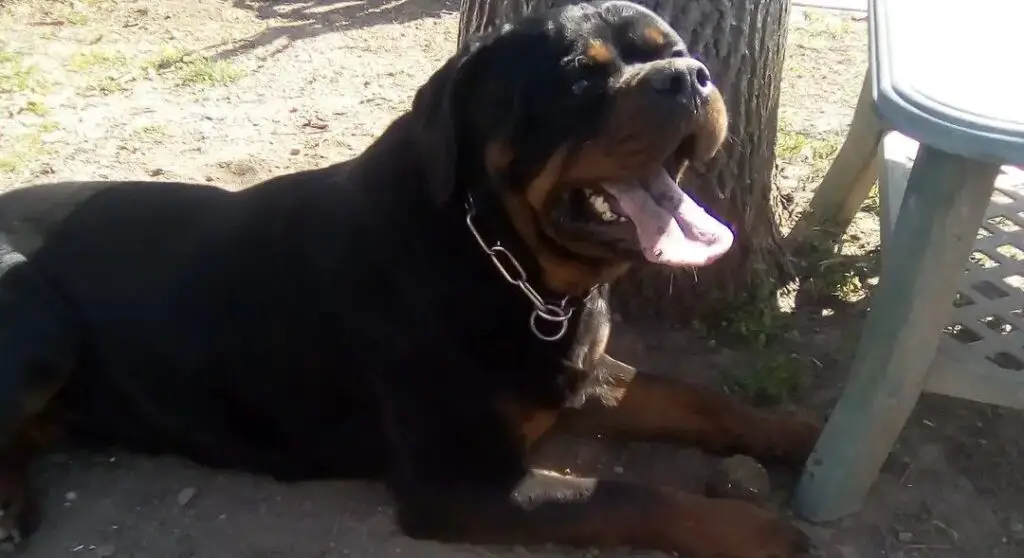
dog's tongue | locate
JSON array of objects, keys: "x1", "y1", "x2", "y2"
[{"x1": 601, "y1": 169, "x2": 734, "y2": 267}]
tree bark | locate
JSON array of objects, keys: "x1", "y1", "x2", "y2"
[{"x1": 459, "y1": 0, "x2": 793, "y2": 324}]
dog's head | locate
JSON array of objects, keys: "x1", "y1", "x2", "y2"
[{"x1": 412, "y1": 0, "x2": 732, "y2": 294}]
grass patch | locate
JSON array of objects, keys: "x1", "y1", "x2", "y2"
[
  {"x1": 725, "y1": 351, "x2": 808, "y2": 405},
  {"x1": 131, "y1": 123, "x2": 170, "y2": 140},
  {"x1": 776, "y1": 128, "x2": 809, "y2": 160},
  {"x1": 37, "y1": 1, "x2": 90, "y2": 26},
  {"x1": 705, "y1": 299, "x2": 788, "y2": 350},
  {"x1": 0, "y1": 50, "x2": 50, "y2": 94},
  {"x1": 806, "y1": 134, "x2": 843, "y2": 182},
  {"x1": 146, "y1": 47, "x2": 244, "y2": 87},
  {"x1": 797, "y1": 9, "x2": 855, "y2": 42},
  {"x1": 862, "y1": 183, "x2": 880, "y2": 216},
  {"x1": 68, "y1": 49, "x2": 126, "y2": 72},
  {"x1": 83, "y1": 75, "x2": 128, "y2": 95},
  {"x1": 799, "y1": 242, "x2": 877, "y2": 304},
  {"x1": 24, "y1": 99, "x2": 49, "y2": 116},
  {"x1": 804, "y1": 265, "x2": 865, "y2": 303},
  {"x1": 68, "y1": 49, "x2": 132, "y2": 96},
  {"x1": 695, "y1": 284, "x2": 813, "y2": 405},
  {"x1": 65, "y1": 9, "x2": 89, "y2": 26},
  {"x1": 704, "y1": 294, "x2": 815, "y2": 405},
  {"x1": 146, "y1": 47, "x2": 190, "y2": 71},
  {"x1": 776, "y1": 125, "x2": 844, "y2": 185},
  {"x1": 790, "y1": 230, "x2": 879, "y2": 306},
  {"x1": 0, "y1": 131, "x2": 47, "y2": 175}
]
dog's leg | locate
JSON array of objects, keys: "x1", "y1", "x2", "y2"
[
  {"x1": 0, "y1": 414, "x2": 60, "y2": 551},
  {"x1": 0, "y1": 252, "x2": 79, "y2": 550},
  {"x1": 393, "y1": 469, "x2": 810, "y2": 558},
  {"x1": 383, "y1": 393, "x2": 810, "y2": 558},
  {"x1": 555, "y1": 355, "x2": 821, "y2": 465}
]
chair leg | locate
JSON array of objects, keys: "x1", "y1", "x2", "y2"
[
  {"x1": 877, "y1": 133, "x2": 920, "y2": 273},
  {"x1": 792, "y1": 146, "x2": 1002, "y2": 523},
  {"x1": 787, "y1": 70, "x2": 885, "y2": 245}
]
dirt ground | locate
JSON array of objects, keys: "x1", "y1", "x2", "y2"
[{"x1": 1, "y1": 0, "x2": 1023, "y2": 557}]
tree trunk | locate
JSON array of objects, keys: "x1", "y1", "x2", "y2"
[{"x1": 459, "y1": 0, "x2": 793, "y2": 324}]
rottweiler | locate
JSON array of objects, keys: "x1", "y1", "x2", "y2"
[{"x1": 0, "y1": 1, "x2": 820, "y2": 556}]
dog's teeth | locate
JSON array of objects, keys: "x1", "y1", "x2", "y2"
[
  {"x1": 587, "y1": 195, "x2": 619, "y2": 222},
  {"x1": 579, "y1": 189, "x2": 624, "y2": 223}
]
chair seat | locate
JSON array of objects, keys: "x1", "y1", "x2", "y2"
[{"x1": 871, "y1": 0, "x2": 1024, "y2": 165}]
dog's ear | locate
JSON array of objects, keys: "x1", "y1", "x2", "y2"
[
  {"x1": 411, "y1": 22, "x2": 572, "y2": 204},
  {"x1": 410, "y1": 38, "x2": 493, "y2": 206}
]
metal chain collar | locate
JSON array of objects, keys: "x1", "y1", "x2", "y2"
[{"x1": 464, "y1": 193, "x2": 574, "y2": 342}]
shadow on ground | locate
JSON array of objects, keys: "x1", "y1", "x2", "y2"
[{"x1": 216, "y1": 0, "x2": 457, "y2": 60}]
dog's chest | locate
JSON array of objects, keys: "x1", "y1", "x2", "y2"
[{"x1": 568, "y1": 288, "x2": 613, "y2": 370}]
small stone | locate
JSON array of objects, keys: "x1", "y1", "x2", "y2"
[
  {"x1": 704, "y1": 455, "x2": 771, "y2": 503},
  {"x1": 148, "y1": 168, "x2": 165, "y2": 177},
  {"x1": 95, "y1": 543, "x2": 115, "y2": 557},
  {"x1": 897, "y1": 531, "x2": 913, "y2": 543},
  {"x1": 836, "y1": 544, "x2": 859, "y2": 558},
  {"x1": 289, "y1": 147, "x2": 301, "y2": 156},
  {"x1": 176, "y1": 487, "x2": 197, "y2": 506},
  {"x1": 1009, "y1": 513, "x2": 1023, "y2": 533}
]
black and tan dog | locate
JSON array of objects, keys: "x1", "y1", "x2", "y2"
[{"x1": 0, "y1": 2, "x2": 819, "y2": 556}]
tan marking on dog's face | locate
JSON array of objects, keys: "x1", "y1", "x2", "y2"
[
  {"x1": 690, "y1": 88, "x2": 728, "y2": 162},
  {"x1": 586, "y1": 40, "x2": 614, "y2": 64},
  {"x1": 487, "y1": 143, "x2": 626, "y2": 293},
  {"x1": 644, "y1": 26, "x2": 666, "y2": 48},
  {"x1": 523, "y1": 147, "x2": 568, "y2": 213},
  {"x1": 664, "y1": 86, "x2": 729, "y2": 180},
  {"x1": 502, "y1": 188, "x2": 631, "y2": 296},
  {"x1": 485, "y1": 141, "x2": 515, "y2": 179}
]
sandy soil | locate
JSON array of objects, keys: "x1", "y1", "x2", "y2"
[{"x1": 1, "y1": 1, "x2": 1022, "y2": 557}]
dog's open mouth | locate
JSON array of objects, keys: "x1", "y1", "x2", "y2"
[
  {"x1": 559, "y1": 165, "x2": 734, "y2": 267},
  {"x1": 602, "y1": 167, "x2": 733, "y2": 266}
]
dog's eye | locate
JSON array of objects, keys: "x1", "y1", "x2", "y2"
[{"x1": 669, "y1": 47, "x2": 688, "y2": 58}]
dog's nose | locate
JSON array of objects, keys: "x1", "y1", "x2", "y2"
[{"x1": 648, "y1": 58, "x2": 713, "y2": 104}]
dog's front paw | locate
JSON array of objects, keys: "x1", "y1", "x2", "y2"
[
  {"x1": 785, "y1": 416, "x2": 824, "y2": 465},
  {"x1": 672, "y1": 497, "x2": 814, "y2": 558},
  {"x1": 0, "y1": 469, "x2": 38, "y2": 553},
  {"x1": 757, "y1": 409, "x2": 824, "y2": 467}
]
